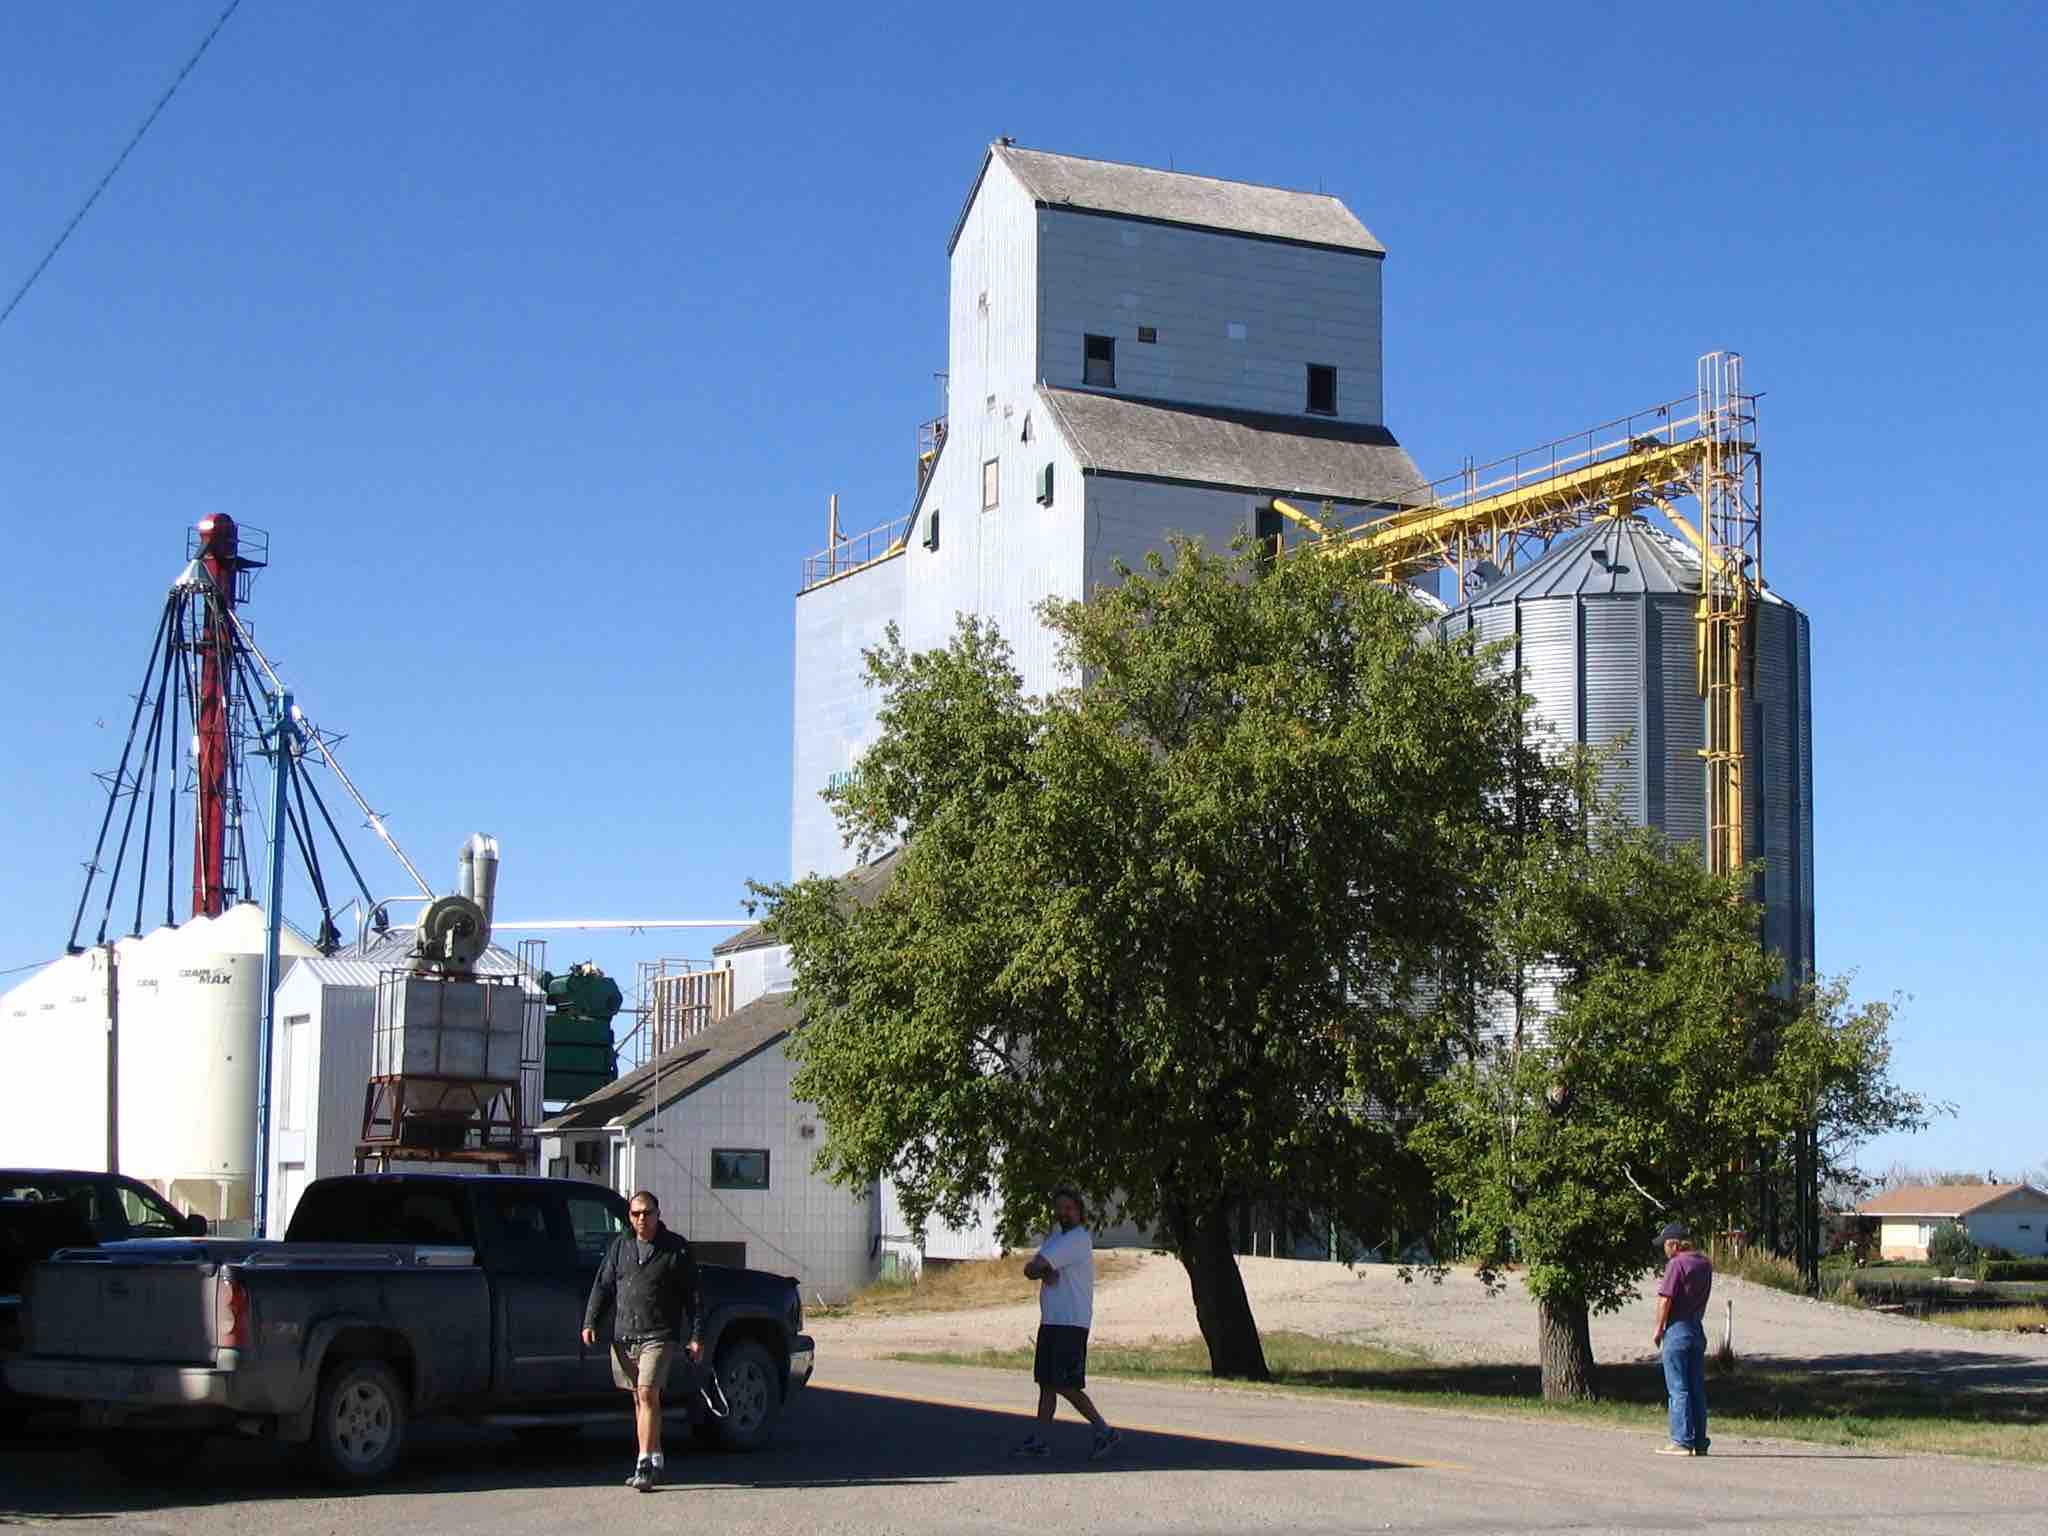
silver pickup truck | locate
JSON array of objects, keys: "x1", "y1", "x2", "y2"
[{"x1": 6, "y1": 1173, "x2": 814, "y2": 1484}]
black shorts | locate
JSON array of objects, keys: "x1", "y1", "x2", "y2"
[{"x1": 1034, "y1": 1324, "x2": 1089, "y2": 1390}]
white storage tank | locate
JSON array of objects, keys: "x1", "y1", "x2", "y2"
[
  {"x1": 0, "y1": 904, "x2": 318, "y2": 1233},
  {"x1": 0, "y1": 949, "x2": 108, "y2": 1170}
]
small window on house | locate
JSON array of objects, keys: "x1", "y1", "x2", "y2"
[
  {"x1": 983, "y1": 458, "x2": 1000, "y2": 511},
  {"x1": 711, "y1": 1149, "x2": 770, "y2": 1190},
  {"x1": 1084, "y1": 334, "x2": 1116, "y2": 388},
  {"x1": 1137, "y1": 326, "x2": 1157, "y2": 344},
  {"x1": 1307, "y1": 364, "x2": 1337, "y2": 416},
  {"x1": 923, "y1": 508, "x2": 940, "y2": 552}
]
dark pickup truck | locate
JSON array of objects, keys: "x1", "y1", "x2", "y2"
[{"x1": 4, "y1": 1174, "x2": 814, "y2": 1483}]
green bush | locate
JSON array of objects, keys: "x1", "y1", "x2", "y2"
[
  {"x1": 1926, "y1": 1222, "x2": 1979, "y2": 1278},
  {"x1": 1981, "y1": 1259, "x2": 2048, "y2": 1282}
]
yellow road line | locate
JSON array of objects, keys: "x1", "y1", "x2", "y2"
[{"x1": 819, "y1": 1381, "x2": 1467, "y2": 1472}]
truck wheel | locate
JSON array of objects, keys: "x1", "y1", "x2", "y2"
[
  {"x1": 700, "y1": 1339, "x2": 781, "y2": 1452},
  {"x1": 312, "y1": 1359, "x2": 407, "y2": 1485},
  {"x1": 104, "y1": 1432, "x2": 206, "y2": 1483}
]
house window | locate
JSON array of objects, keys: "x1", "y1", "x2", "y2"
[
  {"x1": 711, "y1": 1148, "x2": 770, "y2": 1190},
  {"x1": 923, "y1": 508, "x2": 940, "y2": 552},
  {"x1": 1084, "y1": 334, "x2": 1116, "y2": 388},
  {"x1": 1137, "y1": 326, "x2": 1157, "y2": 344},
  {"x1": 1307, "y1": 364, "x2": 1337, "y2": 416},
  {"x1": 982, "y1": 458, "x2": 1000, "y2": 511}
]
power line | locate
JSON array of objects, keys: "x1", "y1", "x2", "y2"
[{"x1": 0, "y1": 0, "x2": 245, "y2": 336}]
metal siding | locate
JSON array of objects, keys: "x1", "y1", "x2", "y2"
[
  {"x1": 1038, "y1": 209, "x2": 1384, "y2": 424},
  {"x1": 1651, "y1": 598, "x2": 1707, "y2": 848},
  {"x1": 624, "y1": 1040, "x2": 875, "y2": 1301},
  {"x1": 1581, "y1": 598, "x2": 1645, "y2": 823},
  {"x1": 791, "y1": 553, "x2": 909, "y2": 879},
  {"x1": 1796, "y1": 611, "x2": 1815, "y2": 976},
  {"x1": 1515, "y1": 601, "x2": 1576, "y2": 759},
  {"x1": 902, "y1": 160, "x2": 1083, "y2": 707},
  {"x1": 1755, "y1": 605, "x2": 1797, "y2": 976},
  {"x1": 1082, "y1": 478, "x2": 1257, "y2": 598}
]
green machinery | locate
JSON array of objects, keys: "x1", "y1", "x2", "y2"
[{"x1": 540, "y1": 962, "x2": 623, "y2": 1105}]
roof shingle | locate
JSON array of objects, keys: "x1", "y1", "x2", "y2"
[
  {"x1": 993, "y1": 144, "x2": 1384, "y2": 255},
  {"x1": 1039, "y1": 387, "x2": 1426, "y2": 507},
  {"x1": 538, "y1": 991, "x2": 803, "y2": 1133},
  {"x1": 1855, "y1": 1183, "x2": 2048, "y2": 1218}
]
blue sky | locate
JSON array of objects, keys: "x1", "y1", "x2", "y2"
[{"x1": 2, "y1": 3, "x2": 2041, "y2": 1178}]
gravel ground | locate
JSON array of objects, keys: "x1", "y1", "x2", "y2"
[{"x1": 812, "y1": 1250, "x2": 2048, "y2": 1389}]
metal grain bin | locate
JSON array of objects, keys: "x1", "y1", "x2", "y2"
[{"x1": 1443, "y1": 516, "x2": 1813, "y2": 988}]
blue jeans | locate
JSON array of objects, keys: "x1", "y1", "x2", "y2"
[{"x1": 1661, "y1": 1318, "x2": 1708, "y2": 1450}]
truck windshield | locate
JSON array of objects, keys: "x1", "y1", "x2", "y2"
[{"x1": 286, "y1": 1183, "x2": 470, "y2": 1246}]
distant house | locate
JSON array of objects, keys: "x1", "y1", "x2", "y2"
[{"x1": 1855, "y1": 1184, "x2": 2048, "y2": 1259}]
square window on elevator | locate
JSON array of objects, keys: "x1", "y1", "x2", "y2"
[
  {"x1": 1307, "y1": 364, "x2": 1337, "y2": 416},
  {"x1": 983, "y1": 458, "x2": 1000, "y2": 511},
  {"x1": 1084, "y1": 334, "x2": 1116, "y2": 388}
]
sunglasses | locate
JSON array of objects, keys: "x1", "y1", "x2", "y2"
[{"x1": 628, "y1": 1209, "x2": 655, "y2": 1219}]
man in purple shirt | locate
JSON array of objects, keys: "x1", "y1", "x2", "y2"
[{"x1": 1652, "y1": 1220, "x2": 1714, "y2": 1456}]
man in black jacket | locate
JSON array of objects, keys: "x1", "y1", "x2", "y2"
[{"x1": 582, "y1": 1190, "x2": 704, "y2": 1491}]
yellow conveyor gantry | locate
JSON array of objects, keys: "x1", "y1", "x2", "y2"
[{"x1": 1276, "y1": 352, "x2": 1765, "y2": 878}]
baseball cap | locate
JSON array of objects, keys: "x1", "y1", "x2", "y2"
[{"x1": 1658, "y1": 1221, "x2": 1690, "y2": 1243}]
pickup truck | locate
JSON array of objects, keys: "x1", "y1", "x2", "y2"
[
  {"x1": 5, "y1": 1173, "x2": 815, "y2": 1484},
  {"x1": 2, "y1": 1168, "x2": 206, "y2": 1428}
]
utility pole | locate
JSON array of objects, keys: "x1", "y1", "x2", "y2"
[{"x1": 251, "y1": 690, "x2": 293, "y2": 1239}]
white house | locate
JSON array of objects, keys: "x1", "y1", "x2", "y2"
[
  {"x1": 1856, "y1": 1184, "x2": 2048, "y2": 1260},
  {"x1": 536, "y1": 990, "x2": 875, "y2": 1302}
]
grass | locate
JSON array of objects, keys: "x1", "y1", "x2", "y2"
[
  {"x1": 892, "y1": 1330, "x2": 2048, "y2": 1463},
  {"x1": 1920, "y1": 1304, "x2": 2048, "y2": 1334},
  {"x1": 816, "y1": 1252, "x2": 1133, "y2": 1319}
]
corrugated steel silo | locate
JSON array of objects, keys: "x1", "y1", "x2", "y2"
[{"x1": 1444, "y1": 516, "x2": 1814, "y2": 988}]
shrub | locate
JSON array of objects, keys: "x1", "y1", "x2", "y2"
[
  {"x1": 1981, "y1": 1259, "x2": 2048, "y2": 1282},
  {"x1": 1708, "y1": 1241, "x2": 1807, "y2": 1295},
  {"x1": 1927, "y1": 1222, "x2": 1979, "y2": 1278}
]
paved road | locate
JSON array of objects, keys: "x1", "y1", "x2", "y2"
[{"x1": 2, "y1": 1360, "x2": 2041, "y2": 1534}]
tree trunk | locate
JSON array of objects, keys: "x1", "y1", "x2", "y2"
[
  {"x1": 1171, "y1": 1197, "x2": 1270, "y2": 1380},
  {"x1": 1537, "y1": 1294, "x2": 1595, "y2": 1402}
]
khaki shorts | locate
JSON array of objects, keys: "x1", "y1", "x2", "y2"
[{"x1": 611, "y1": 1337, "x2": 676, "y2": 1393}]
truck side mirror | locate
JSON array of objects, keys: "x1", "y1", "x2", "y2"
[{"x1": 182, "y1": 1212, "x2": 210, "y2": 1237}]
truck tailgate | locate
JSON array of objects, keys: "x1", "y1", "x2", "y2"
[{"x1": 29, "y1": 1253, "x2": 217, "y2": 1363}]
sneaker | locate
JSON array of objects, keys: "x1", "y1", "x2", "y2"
[
  {"x1": 1654, "y1": 1442, "x2": 1692, "y2": 1456},
  {"x1": 625, "y1": 1459, "x2": 650, "y2": 1487},
  {"x1": 1693, "y1": 1440, "x2": 1710, "y2": 1457},
  {"x1": 1089, "y1": 1428, "x2": 1122, "y2": 1461},
  {"x1": 632, "y1": 1462, "x2": 660, "y2": 1493},
  {"x1": 1008, "y1": 1435, "x2": 1050, "y2": 1458}
]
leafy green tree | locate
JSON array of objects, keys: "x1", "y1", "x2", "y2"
[
  {"x1": 758, "y1": 538, "x2": 1538, "y2": 1379},
  {"x1": 1414, "y1": 803, "x2": 1937, "y2": 1401}
]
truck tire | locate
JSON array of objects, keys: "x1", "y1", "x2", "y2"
[
  {"x1": 311, "y1": 1358, "x2": 407, "y2": 1485},
  {"x1": 697, "y1": 1338, "x2": 781, "y2": 1452}
]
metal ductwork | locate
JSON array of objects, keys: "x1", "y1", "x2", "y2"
[
  {"x1": 458, "y1": 834, "x2": 500, "y2": 933},
  {"x1": 415, "y1": 895, "x2": 488, "y2": 971}
]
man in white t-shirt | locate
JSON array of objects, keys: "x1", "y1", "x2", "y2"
[{"x1": 1010, "y1": 1187, "x2": 1120, "y2": 1461}]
